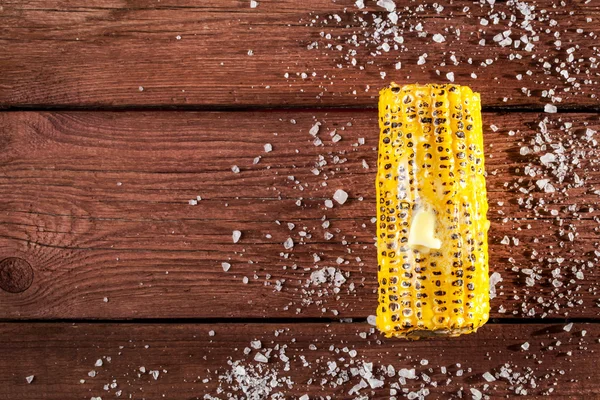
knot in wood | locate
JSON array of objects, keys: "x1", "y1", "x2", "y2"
[{"x1": 0, "y1": 257, "x2": 33, "y2": 293}]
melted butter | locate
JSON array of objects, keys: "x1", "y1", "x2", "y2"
[{"x1": 408, "y1": 206, "x2": 441, "y2": 252}]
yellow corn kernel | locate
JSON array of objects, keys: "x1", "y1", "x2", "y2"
[{"x1": 376, "y1": 83, "x2": 490, "y2": 339}]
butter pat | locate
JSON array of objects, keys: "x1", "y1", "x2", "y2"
[{"x1": 408, "y1": 207, "x2": 441, "y2": 250}]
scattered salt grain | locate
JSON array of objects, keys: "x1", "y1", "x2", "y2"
[
  {"x1": 250, "y1": 0, "x2": 259, "y2": 8},
  {"x1": 309, "y1": 122, "x2": 321, "y2": 136},
  {"x1": 264, "y1": 143, "x2": 272, "y2": 153},
  {"x1": 231, "y1": 165, "x2": 240, "y2": 173},
  {"x1": 232, "y1": 230, "x2": 242, "y2": 244},
  {"x1": 432, "y1": 34, "x2": 446, "y2": 43},
  {"x1": 521, "y1": 342, "x2": 530, "y2": 350},
  {"x1": 470, "y1": 388, "x2": 483, "y2": 400},
  {"x1": 544, "y1": 104, "x2": 557, "y2": 113},
  {"x1": 398, "y1": 368, "x2": 416, "y2": 379},
  {"x1": 254, "y1": 353, "x2": 269, "y2": 363},
  {"x1": 333, "y1": 189, "x2": 348, "y2": 205},
  {"x1": 540, "y1": 153, "x2": 556, "y2": 165},
  {"x1": 377, "y1": 0, "x2": 396, "y2": 12},
  {"x1": 283, "y1": 237, "x2": 294, "y2": 250},
  {"x1": 95, "y1": 359, "x2": 103, "y2": 367},
  {"x1": 221, "y1": 262, "x2": 231, "y2": 272},
  {"x1": 249, "y1": 341, "x2": 262, "y2": 351},
  {"x1": 563, "y1": 323, "x2": 573, "y2": 332},
  {"x1": 324, "y1": 199, "x2": 334, "y2": 208},
  {"x1": 368, "y1": 377, "x2": 384, "y2": 389},
  {"x1": 483, "y1": 372, "x2": 496, "y2": 382},
  {"x1": 26, "y1": 375, "x2": 34, "y2": 384},
  {"x1": 367, "y1": 315, "x2": 376, "y2": 326},
  {"x1": 489, "y1": 272, "x2": 503, "y2": 300}
]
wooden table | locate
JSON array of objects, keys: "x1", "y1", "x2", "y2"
[{"x1": 1, "y1": 1, "x2": 599, "y2": 399}]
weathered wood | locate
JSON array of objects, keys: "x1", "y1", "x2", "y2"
[
  {"x1": 1, "y1": 0, "x2": 599, "y2": 108},
  {"x1": 0, "y1": 111, "x2": 598, "y2": 319},
  {"x1": 0, "y1": 322, "x2": 597, "y2": 399}
]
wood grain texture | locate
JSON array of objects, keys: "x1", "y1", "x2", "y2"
[
  {"x1": 0, "y1": 111, "x2": 598, "y2": 320},
  {"x1": 1, "y1": 0, "x2": 599, "y2": 108},
  {"x1": 0, "y1": 322, "x2": 598, "y2": 399}
]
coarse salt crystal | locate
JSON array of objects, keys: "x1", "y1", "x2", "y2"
[
  {"x1": 264, "y1": 143, "x2": 272, "y2": 153},
  {"x1": 432, "y1": 34, "x2": 446, "y2": 43},
  {"x1": 398, "y1": 368, "x2": 416, "y2": 379},
  {"x1": 232, "y1": 230, "x2": 242, "y2": 243},
  {"x1": 333, "y1": 189, "x2": 349, "y2": 205},
  {"x1": 489, "y1": 272, "x2": 503, "y2": 299},
  {"x1": 470, "y1": 388, "x2": 482, "y2": 400},
  {"x1": 540, "y1": 153, "x2": 556, "y2": 165},
  {"x1": 221, "y1": 262, "x2": 231, "y2": 272},
  {"x1": 309, "y1": 122, "x2": 321, "y2": 136},
  {"x1": 377, "y1": 0, "x2": 396, "y2": 12},
  {"x1": 26, "y1": 375, "x2": 34, "y2": 384},
  {"x1": 324, "y1": 199, "x2": 334, "y2": 208},
  {"x1": 483, "y1": 372, "x2": 496, "y2": 382},
  {"x1": 544, "y1": 104, "x2": 557, "y2": 113}
]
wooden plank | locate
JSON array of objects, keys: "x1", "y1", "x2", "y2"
[
  {"x1": 1, "y1": 0, "x2": 598, "y2": 108},
  {"x1": 0, "y1": 322, "x2": 598, "y2": 399},
  {"x1": 0, "y1": 111, "x2": 599, "y2": 320}
]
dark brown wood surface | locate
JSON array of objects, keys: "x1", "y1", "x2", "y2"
[
  {"x1": 0, "y1": 111, "x2": 598, "y2": 320},
  {"x1": 1, "y1": 0, "x2": 599, "y2": 108},
  {"x1": 0, "y1": 322, "x2": 598, "y2": 399},
  {"x1": 1, "y1": 0, "x2": 600, "y2": 398}
]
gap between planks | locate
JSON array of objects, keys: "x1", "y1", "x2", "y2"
[{"x1": 0, "y1": 317, "x2": 599, "y2": 325}]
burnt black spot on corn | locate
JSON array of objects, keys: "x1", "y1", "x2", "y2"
[{"x1": 376, "y1": 83, "x2": 490, "y2": 339}]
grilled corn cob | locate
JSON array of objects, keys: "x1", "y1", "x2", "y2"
[{"x1": 376, "y1": 83, "x2": 490, "y2": 339}]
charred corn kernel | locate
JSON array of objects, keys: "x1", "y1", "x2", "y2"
[{"x1": 376, "y1": 83, "x2": 490, "y2": 339}]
